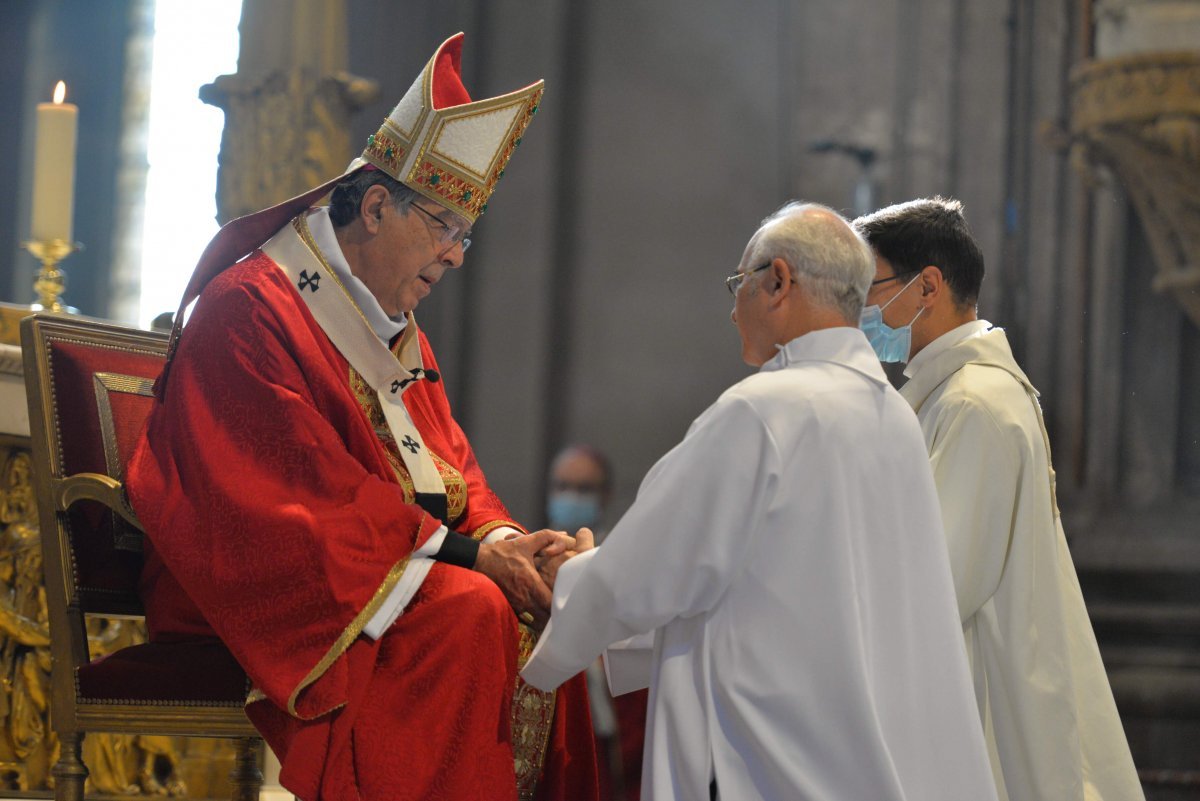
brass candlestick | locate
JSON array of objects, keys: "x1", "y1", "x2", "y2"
[{"x1": 24, "y1": 238, "x2": 80, "y2": 313}]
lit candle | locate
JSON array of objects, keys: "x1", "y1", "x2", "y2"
[{"x1": 31, "y1": 81, "x2": 78, "y2": 243}]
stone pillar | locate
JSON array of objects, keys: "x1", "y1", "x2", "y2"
[{"x1": 200, "y1": 0, "x2": 379, "y2": 224}]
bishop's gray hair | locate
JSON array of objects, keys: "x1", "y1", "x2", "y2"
[
  {"x1": 328, "y1": 168, "x2": 420, "y2": 228},
  {"x1": 747, "y1": 201, "x2": 875, "y2": 324}
]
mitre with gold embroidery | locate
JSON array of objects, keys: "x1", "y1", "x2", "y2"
[
  {"x1": 355, "y1": 32, "x2": 543, "y2": 223},
  {"x1": 164, "y1": 32, "x2": 545, "y2": 379}
]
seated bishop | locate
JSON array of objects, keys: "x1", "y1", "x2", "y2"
[{"x1": 127, "y1": 32, "x2": 598, "y2": 801}]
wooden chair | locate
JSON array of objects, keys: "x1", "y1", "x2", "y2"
[{"x1": 21, "y1": 313, "x2": 263, "y2": 801}]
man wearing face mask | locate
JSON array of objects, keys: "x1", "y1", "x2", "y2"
[
  {"x1": 546, "y1": 445, "x2": 612, "y2": 540},
  {"x1": 853, "y1": 197, "x2": 1142, "y2": 801},
  {"x1": 545, "y1": 445, "x2": 649, "y2": 799}
]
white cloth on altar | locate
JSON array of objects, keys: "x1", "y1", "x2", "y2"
[
  {"x1": 522, "y1": 327, "x2": 997, "y2": 801},
  {"x1": 900, "y1": 323, "x2": 1143, "y2": 801}
]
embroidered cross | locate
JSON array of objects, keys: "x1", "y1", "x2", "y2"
[
  {"x1": 401, "y1": 435, "x2": 421, "y2": 454},
  {"x1": 389, "y1": 369, "x2": 424, "y2": 394},
  {"x1": 298, "y1": 270, "x2": 320, "y2": 292}
]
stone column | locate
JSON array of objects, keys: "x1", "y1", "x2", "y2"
[{"x1": 200, "y1": 0, "x2": 379, "y2": 224}]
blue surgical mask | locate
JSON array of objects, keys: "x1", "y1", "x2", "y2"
[
  {"x1": 547, "y1": 491, "x2": 601, "y2": 531},
  {"x1": 860, "y1": 273, "x2": 925, "y2": 363}
]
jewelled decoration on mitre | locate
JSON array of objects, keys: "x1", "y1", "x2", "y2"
[{"x1": 361, "y1": 32, "x2": 543, "y2": 223}]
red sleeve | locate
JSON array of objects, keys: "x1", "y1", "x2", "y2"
[{"x1": 127, "y1": 258, "x2": 442, "y2": 719}]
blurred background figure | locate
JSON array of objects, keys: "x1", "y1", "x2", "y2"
[
  {"x1": 546, "y1": 444, "x2": 645, "y2": 800},
  {"x1": 546, "y1": 444, "x2": 613, "y2": 542}
]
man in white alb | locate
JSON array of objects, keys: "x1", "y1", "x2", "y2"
[
  {"x1": 522, "y1": 202, "x2": 998, "y2": 801},
  {"x1": 853, "y1": 197, "x2": 1143, "y2": 801}
]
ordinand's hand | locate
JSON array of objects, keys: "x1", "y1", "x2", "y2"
[
  {"x1": 474, "y1": 529, "x2": 574, "y2": 631},
  {"x1": 535, "y1": 527, "x2": 595, "y2": 589}
]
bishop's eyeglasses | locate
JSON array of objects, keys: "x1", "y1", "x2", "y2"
[{"x1": 412, "y1": 203, "x2": 472, "y2": 253}]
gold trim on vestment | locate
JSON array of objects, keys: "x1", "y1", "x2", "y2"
[
  {"x1": 349, "y1": 367, "x2": 414, "y2": 496},
  {"x1": 285, "y1": 548, "x2": 416, "y2": 719},
  {"x1": 472, "y1": 519, "x2": 525, "y2": 542},
  {"x1": 513, "y1": 623, "x2": 556, "y2": 799},
  {"x1": 347, "y1": 366, "x2": 471, "y2": 522}
]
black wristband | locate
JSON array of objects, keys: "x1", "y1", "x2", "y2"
[{"x1": 433, "y1": 530, "x2": 481, "y2": 569}]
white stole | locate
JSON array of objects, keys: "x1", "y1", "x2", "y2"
[{"x1": 261, "y1": 213, "x2": 446, "y2": 506}]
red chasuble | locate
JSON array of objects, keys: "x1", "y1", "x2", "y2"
[{"x1": 127, "y1": 251, "x2": 597, "y2": 801}]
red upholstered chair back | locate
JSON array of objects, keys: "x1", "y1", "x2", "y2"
[
  {"x1": 21, "y1": 314, "x2": 262, "y2": 801},
  {"x1": 24, "y1": 315, "x2": 164, "y2": 618}
]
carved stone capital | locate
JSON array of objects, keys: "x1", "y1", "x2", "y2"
[
  {"x1": 1070, "y1": 51, "x2": 1200, "y2": 327},
  {"x1": 201, "y1": 68, "x2": 380, "y2": 224}
]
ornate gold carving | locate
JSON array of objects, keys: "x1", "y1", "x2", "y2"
[
  {"x1": 0, "y1": 304, "x2": 33, "y2": 349},
  {"x1": 80, "y1": 620, "x2": 188, "y2": 797},
  {"x1": 0, "y1": 445, "x2": 54, "y2": 791},
  {"x1": 1069, "y1": 51, "x2": 1200, "y2": 326},
  {"x1": 0, "y1": 442, "x2": 229, "y2": 796}
]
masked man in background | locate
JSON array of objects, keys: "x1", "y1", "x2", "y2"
[
  {"x1": 128, "y1": 34, "x2": 597, "y2": 801},
  {"x1": 546, "y1": 445, "x2": 612, "y2": 542}
]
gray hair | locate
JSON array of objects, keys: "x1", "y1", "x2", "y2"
[
  {"x1": 328, "y1": 168, "x2": 420, "y2": 228},
  {"x1": 747, "y1": 201, "x2": 875, "y2": 323}
]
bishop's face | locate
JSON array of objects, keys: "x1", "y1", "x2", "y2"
[{"x1": 358, "y1": 197, "x2": 469, "y2": 316}]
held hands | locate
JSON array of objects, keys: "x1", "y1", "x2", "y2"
[
  {"x1": 474, "y1": 529, "x2": 572, "y2": 631},
  {"x1": 474, "y1": 528, "x2": 596, "y2": 630},
  {"x1": 534, "y1": 527, "x2": 594, "y2": 589}
]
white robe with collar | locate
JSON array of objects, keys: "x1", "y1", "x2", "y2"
[
  {"x1": 899, "y1": 324, "x2": 1143, "y2": 801},
  {"x1": 522, "y1": 327, "x2": 997, "y2": 801}
]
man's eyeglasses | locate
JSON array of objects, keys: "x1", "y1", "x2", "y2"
[
  {"x1": 870, "y1": 272, "x2": 919, "y2": 289},
  {"x1": 411, "y1": 203, "x2": 472, "y2": 253},
  {"x1": 725, "y1": 263, "x2": 771, "y2": 296}
]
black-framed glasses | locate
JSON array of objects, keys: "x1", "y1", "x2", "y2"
[
  {"x1": 870, "y1": 271, "x2": 919, "y2": 289},
  {"x1": 725, "y1": 263, "x2": 771, "y2": 296},
  {"x1": 411, "y1": 203, "x2": 472, "y2": 253}
]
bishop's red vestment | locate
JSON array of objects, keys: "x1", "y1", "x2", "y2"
[{"x1": 127, "y1": 247, "x2": 597, "y2": 801}]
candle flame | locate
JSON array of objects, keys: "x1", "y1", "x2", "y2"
[{"x1": 53, "y1": 81, "x2": 66, "y2": 104}]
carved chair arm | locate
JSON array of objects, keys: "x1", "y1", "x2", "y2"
[{"x1": 52, "y1": 473, "x2": 145, "y2": 532}]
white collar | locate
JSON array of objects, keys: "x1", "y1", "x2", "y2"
[
  {"x1": 762, "y1": 326, "x2": 889, "y2": 386},
  {"x1": 305, "y1": 207, "x2": 408, "y2": 342},
  {"x1": 903, "y1": 319, "x2": 991, "y2": 379}
]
